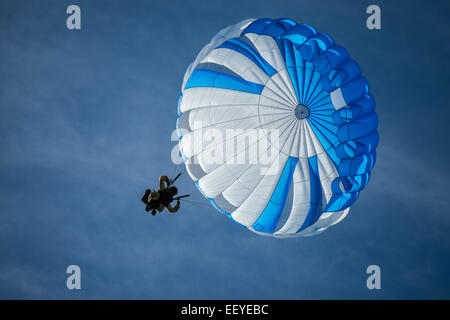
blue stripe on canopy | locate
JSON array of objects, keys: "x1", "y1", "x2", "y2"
[
  {"x1": 184, "y1": 69, "x2": 264, "y2": 94},
  {"x1": 280, "y1": 24, "x2": 317, "y2": 47},
  {"x1": 241, "y1": 18, "x2": 292, "y2": 38},
  {"x1": 218, "y1": 38, "x2": 277, "y2": 77},
  {"x1": 240, "y1": 18, "x2": 272, "y2": 35},
  {"x1": 252, "y1": 156, "x2": 298, "y2": 233},
  {"x1": 306, "y1": 118, "x2": 340, "y2": 165},
  {"x1": 177, "y1": 93, "x2": 183, "y2": 116},
  {"x1": 325, "y1": 191, "x2": 359, "y2": 212},
  {"x1": 298, "y1": 155, "x2": 323, "y2": 232},
  {"x1": 277, "y1": 39, "x2": 303, "y2": 102}
]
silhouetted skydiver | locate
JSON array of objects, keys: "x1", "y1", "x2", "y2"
[{"x1": 141, "y1": 176, "x2": 180, "y2": 215}]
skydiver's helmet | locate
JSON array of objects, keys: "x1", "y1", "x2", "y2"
[
  {"x1": 169, "y1": 186, "x2": 178, "y2": 197},
  {"x1": 149, "y1": 192, "x2": 160, "y2": 202}
]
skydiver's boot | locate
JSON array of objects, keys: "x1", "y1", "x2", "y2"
[{"x1": 141, "y1": 189, "x2": 151, "y2": 204}]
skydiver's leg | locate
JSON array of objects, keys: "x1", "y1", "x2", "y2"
[
  {"x1": 159, "y1": 176, "x2": 170, "y2": 191},
  {"x1": 167, "y1": 201, "x2": 180, "y2": 213}
]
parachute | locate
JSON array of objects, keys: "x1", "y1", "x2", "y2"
[{"x1": 176, "y1": 18, "x2": 378, "y2": 237}]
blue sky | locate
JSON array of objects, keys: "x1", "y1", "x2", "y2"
[{"x1": 0, "y1": 0, "x2": 449, "y2": 299}]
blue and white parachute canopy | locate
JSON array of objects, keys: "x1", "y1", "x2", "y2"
[{"x1": 177, "y1": 18, "x2": 378, "y2": 237}]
